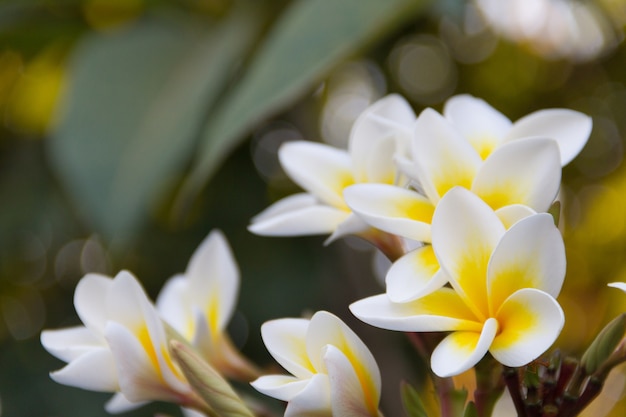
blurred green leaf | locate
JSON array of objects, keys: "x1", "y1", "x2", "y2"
[
  {"x1": 48, "y1": 11, "x2": 260, "y2": 245},
  {"x1": 581, "y1": 313, "x2": 626, "y2": 375},
  {"x1": 401, "y1": 381, "x2": 429, "y2": 417},
  {"x1": 178, "y1": 0, "x2": 429, "y2": 210}
]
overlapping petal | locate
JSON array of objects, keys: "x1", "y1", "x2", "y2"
[
  {"x1": 324, "y1": 345, "x2": 380, "y2": 417},
  {"x1": 250, "y1": 193, "x2": 350, "y2": 236},
  {"x1": 443, "y1": 95, "x2": 512, "y2": 158},
  {"x1": 488, "y1": 213, "x2": 566, "y2": 312},
  {"x1": 472, "y1": 138, "x2": 561, "y2": 212},
  {"x1": 505, "y1": 108, "x2": 593, "y2": 166},
  {"x1": 350, "y1": 290, "x2": 482, "y2": 333},
  {"x1": 49, "y1": 347, "x2": 118, "y2": 392},
  {"x1": 412, "y1": 108, "x2": 482, "y2": 202},
  {"x1": 431, "y1": 318, "x2": 498, "y2": 377},
  {"x1": 385, "y1": 245, "x2": 447, "y2": 302},
  {"x1": 344, "y1": 184, "x2": 434, "y2": 242},
  {"x1": 490, "y1": 288, "x2": 564, "y2": 367},
  {"x1": 431, "y1": 187, "x2": 505, "y2": 317},
  {"x1": 261, "y1": 318, "x2": 315, "y2": 379},
  {"x1": 349, "y1": 94, "x2": 414, "y2": 183}
]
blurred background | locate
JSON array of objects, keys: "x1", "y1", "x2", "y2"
[{"x1": 2, "y1": 0, "x2": 626, "y2": 415}]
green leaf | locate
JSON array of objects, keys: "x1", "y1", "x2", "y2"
[
  {"x1": 401, "y1": 381, "x2": 429, "y2": 417},
  {"x1": 177, "y1": 0, "x2": 430, "y2": 210},
  {"x1": 48, "y1": 11, "x2": 259, "y2": 245},
  {"x1": 581, "y1": 313, "x2": 626, "y2": 375},
  {"x1": 463, "y1": 402, "x2": 478, "y2": 417}
]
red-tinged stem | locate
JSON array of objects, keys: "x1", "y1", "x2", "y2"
[{"x1": 503, "y1": 367, "x2": 526, "y2": 417}]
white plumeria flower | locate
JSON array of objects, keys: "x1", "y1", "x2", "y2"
[
  {"x1": 345, "y1": 106, "x2": 565, "y2": 244},
  {"x1": 251, "y1": 311, "x2": 383, "y2": 417},
  {"x1": 156, "y1": 230, "x2": 259, "y2": 381},
  {"x1": 41, "y1": 271, "x2": 201, "y2": 413},
  {"x1": 249, "y1": 94, "x2": 415, "y2": 241},
  {"x1": 350, "y1": 187, "x2": 566, "y2": 377}
]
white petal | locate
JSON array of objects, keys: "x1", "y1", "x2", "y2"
[
  {"x1": 431, "y1": 318, "x2": 498, "y2": 377},
  {"x1": 182, "y1": 407, "x2": 208, "y2": 417},
  {"x1": 344, "y1": 184, "x2": 434, "y2": 242},
  {"x1": 279, "y1": 141, "x2": 353, "y2": 209},
  {"x1": 248, "y1": 202, "x2": 349, "y2": 236},
  {"x1": 74, "y1": 273, "x2": 113, "y2": 334},
  {"x1": 49, "y1": 347, "x2": 118, "y2": 392},
  {"x1": 491, "y1": 289, "x2": 564, "y2": 367},
  {"x1": 156, "y1": 275, "x2": 191, "y2": 339},
  {"x1": 431, "y1": 187, "x2": 505, "y2": 317},
  {"x1": 261, "y1": 318, "x2": 316, "y2": 379},
  {"x1": 488, "y1": 213, "x2": 566, "y2": 312},
  {"x1": 105, "y1": 322, "x2": 185, "y2": 404},
  {"x1": 412, "y1": 108, "x2": 482, "y2": 202},
  {"x1": 608, "y1": 282, "x2": 626, "y2": 293},
  {"x1": 185, "y1": 230, "x2": 239, "y2": 332},
  {"x1": 251, "y1": 193, "x2": 317, "y2": 223},
  {"x1": 472, "y1": 138, "x2": 561, "y2": 212},
  {"x1": 251, "y1": 375, "x2": 310, "y2": 401},
  {"x1": 284, "y1": 373, "x2": 331, "y2": 417},
  {"x1": 495, "y1": 204, "x2": 537, "y2": 230},
  {"x1": 324, "y1": 345, "x2": 380, "y2": 417},
  {"x1": 324, "y1": 213, "x2": 370, "y2": 244},
  {"x1": 386, "y1": 246, "x2": 447, "y2": 302},
  {"x1": 41, "y1": 326, "x2": 105, "y2": 362},
  {"x1": 349, "y1": 95, "x2": 414, "y2": 183},
  {"x1": 443, "y1": 94, "x2": 512, "y2": 158},
  {"x1": 305, "y1": 311, "x2": 381, "y2": 401},
  {"x1": 506, "y1": 109, "x2": 593, "y2": 166},
  {"x1": 105, "y1": 271, "x2": 148, "y2": 330},
  {"x1": 350, "y1": 292, "x2": 481, "y2": 333},
  {"x1": 104, "y1": 393, "x2": 145, "y2": 414}
]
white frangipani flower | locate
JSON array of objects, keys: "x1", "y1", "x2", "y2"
[
  {"x1": 345, "y1": 107, "x2": 564, "y2": 244},
  {"x1": 156, "y1": 230, "x2": 259, "y2": 381},
  {"x1": 41, "y1": 271, "x2": 201, "y2": 413},
  {"x1": 248, "y1": 94, "x2": 415, "y2": 241},
  {"x1": 350, "y1": 187, "x2": 566, "y2": 377},
  {"x1": 251, "y1": 311, "x2": 383, "y2": 417}
]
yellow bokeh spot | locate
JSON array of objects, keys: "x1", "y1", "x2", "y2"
[{"x1": 7, "y1": 43, "x2": 67, "y2": 136}]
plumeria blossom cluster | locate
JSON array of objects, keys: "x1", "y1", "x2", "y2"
[
  {"x1": 42, "y1": 93, "x2": 626, "y2": 417},
  {"x1": 41, "y1": 231, "x2": 259, "y2": 414}
]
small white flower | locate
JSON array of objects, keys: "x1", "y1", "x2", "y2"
[
  {"x1": 41, "y1": 271, "x2": 199, "y2": 413},
  {"x1": 251, "y1": 311, "x2": 383, "y2": 417},
  {"x1": 249, "y1": 94, "x2": 415, "y2": 241},
  {"x1": 156, "y1": 230, "x2": 259, "y2": 381}
]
